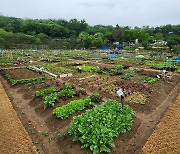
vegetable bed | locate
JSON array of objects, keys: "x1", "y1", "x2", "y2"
[{"x1": 68, "y1": 99, "x2": 134, "y2": 154}]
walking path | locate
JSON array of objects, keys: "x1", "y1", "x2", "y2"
[
  {"x1": 0, "y1": 81, "x2": 38, "y2": 154},
  {"x1": 142, "y1": 94, "x2": 180, "y2": 154}
]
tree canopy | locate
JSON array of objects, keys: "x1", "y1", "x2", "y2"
[{"x1": 0, "y1": 15, "x2": 179, "y2": 49}]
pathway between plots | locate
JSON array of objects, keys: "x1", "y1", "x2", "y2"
[
  {"x1": 0, "y1": 81, "x2": 38, "y2": 154},
  {"x1": 142, "y1": 93, "x2": 180, "y2": 154}
]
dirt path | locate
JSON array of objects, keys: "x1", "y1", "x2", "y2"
[
  {"x1": 0, "y1": 81, "x2": 38, "y2": 154},
  {"x1": 142, "y1": 94, "x2": 180, "y2": 154},
  {"x1": 123, "y1": 82, "x2": 180, "y2": 154}
]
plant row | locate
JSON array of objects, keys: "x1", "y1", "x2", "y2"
[
  {"x1": 53, "y1": 96, "x2": 94, "y2": 119},
  {"x1": 10, "y1": 77, "x2": 47, "y2": 86},
  {"x1": 34, "y1": 87, "x2": 58, "y2": 97},
  {"x1": 141, "y1": 76, "x2": 159, "y2": 84},
  {"x1": 43, "y1": 83, "x2": 76, "y2": 109},
  {"x1": 68, "y1": 99, "x2": 134, "y2": 154}
]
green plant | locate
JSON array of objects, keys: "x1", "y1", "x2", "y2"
[
  {"x1": 141, "y1": 76, "x2": 159, "y2": 84},
  {"x1": 54, "y1": 131, "x2": 68, "y2": 141},
  {"x1": 58, "y1": 89, "x2": 76, "y2": 98},
  {"x1": 53, "y1": 96, "x2": 94, "y2": 119},
  {"x1": 40, "y1": 64, "x2": 73, "y2": 74},
  {"x1": 68, "y1": 99, "x2": 134, "y2": 154},
  {"x1": 127, "y1": 92, "x2": 146, "y2": 105},
  {"x1": 42, "y1": 131, "x2": 49, "y2": 136},
  {"x1": 44, "y1": 92, "x2": 58, "y2": 109},
  {"x1": 33, "y1": 87, "x2": 58, "y2": 97},
  {"x1": 120, "y1": 72, "x2": 135, "y2": 80},
  {"x1": 10, "y1": 77, "x2": 47, "y2": 86},
  {"x1": 90, "y1": 92, "x2": 102, "y2": 103},
  {"x1": 64, "y1": 83, "x2": 74, "y2": 90},
  {"x1": 134, "y1": 68, "x2": 144, "y2": 73},
  {"x1": 109, "y1": 65, "x2": 124, "y2": 76},
  {"x1": 76, "y1": 65, "x2": 98, "y2": 72},
  {"x1": 79, "y1": 87, "x2": 86, "y2": 94}
]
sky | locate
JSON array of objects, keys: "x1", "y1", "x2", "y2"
[{"x1": 0, "y1": 0, "x2": 180, "y2": 27}]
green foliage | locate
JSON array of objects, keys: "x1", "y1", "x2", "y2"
[
  {"x1": 109, "y1": 65, "x2": 124, "y2": 75},
  {"x1": 44, "y1": 92, "x2": 58, "y2": 109},
  {"x1": 53, "y1": 97, "x2": 94, "y2": 119},
  {"x1": 54, "y1": 131, "x2": 68, "y2": 141},
  {"x1": 0, "y1": 28, "x2": 41, "y2": 48},
  {"x1": 177, "y1": 67, "x2": 180, "y2": 73},
  {"x1": 79, "y1": 87, "x2": 86, "y2": 94},
  {"x1": 41, "y1": 64, "x2": 73, "y2": 74},
  {"x1": 64, "y1": 83, "x2": 74, "y2": 90},
  {"x1": 120, "y1": 72, "x2": 135, "y2": 80},
  {"x1": 90, "y1": 92, "x2": 102, "y2": 103},
  {"x1": 42, "y1": 131, "x2": 49, "y2": 136},
  {"x1": 10, "y1": 77, "x2": 46, "y2": 86},
  {"x1": 68, "y1": 99, "x2": 134, "y2": 154},
  {"x1": 0, "y1": 15, "x2": 180, "y2": 49},
  {"x1": 133, "y1": 68, "x2": 144, "y2": 73},
  {"x1": 33, "y1": 87, "x2": 58, "y2": 97},
  {"x1": 145, "y1": 61, "x2": 177, "y2": 70},
  {"x1": 127, "y1": 92, "x2": 146, "y2": 105},
  {"x1": 141, "y1": 76, "x2": 159, "y2": 84},
  {"x1": 123, "y1": 46, "x2": 131, "y2": 50},
  {"x1": 58, "y1": 89, "x2": 76, "y2": 98},
  {"x1": 77, "y1": 65, "x2": 97, "y2": 72}
]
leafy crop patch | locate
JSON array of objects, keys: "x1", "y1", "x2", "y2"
[
  {"x1": 68, "y1": 99, "x2": 134, "y2": 154},
  {"x1": 53, "y1": 96, "x2": 94, "y2": 119}
]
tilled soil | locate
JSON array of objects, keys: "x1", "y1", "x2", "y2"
[
  {"x1": 4, "y1": 68, "x2": 42, "y2": 80},
  {"x1": 1, "y1": 67, "x2": 179, "y2": 154},
  {"x1": 142, "y1": 94, "x2": 180, "y2": 154},
  {"x1": 0, "y1": 81, "x2": 38, "y2": 154}
]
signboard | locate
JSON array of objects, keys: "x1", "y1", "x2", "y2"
[{"x1": 117, "y1": 90, "x2": 124, "y2": 97}]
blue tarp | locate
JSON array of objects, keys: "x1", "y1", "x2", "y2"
[
  {"x1": 115, "y1": 45, "x2": 123, "y2": 50},
  {"x1": 109, "y1": 53, "x2": 117, "y2": 58},
  {"x1": 101, "y1": 46, "x2": 109, "y2": 50},
  {"x1": 166, "y1": 57, "x2": 180, "y2": 62}
]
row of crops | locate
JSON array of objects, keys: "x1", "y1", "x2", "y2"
[
  {"x1": 68, "y1": 99, "x2": 134, "y2": 154},
  {"x1": 32, "y1": 84, "x2": 134, "y2": 153}
]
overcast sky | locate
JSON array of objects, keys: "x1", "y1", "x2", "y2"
[{"x1": 0, "y1": 0, "x2": 180, "y2": 27}]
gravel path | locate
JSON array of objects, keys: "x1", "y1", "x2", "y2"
[
  {"x1": 0, "y1": 81, "x2": 38, "y2": 154},
  {"x1": 142, "y1": 94, "x2": 180, "y2": 154}
]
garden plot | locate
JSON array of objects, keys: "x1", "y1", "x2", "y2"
[
  {"x1": 69, "y1": 69, "x2": 180, "y2": 116},
  {"x1": 0, "y1": 70, "x2": 141, "y2": 154},
  {"x1": 3, "y1": 68, "x2": 43, "y2": 80},
  {"x1": 0, "y1": 51, "x2": 180, "y2": 154}
]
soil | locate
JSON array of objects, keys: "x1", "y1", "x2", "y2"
[
  {"x1": 142, "y1": 94, "x2": 180, "y2": 154},
  {"x1": 0, "y1": 67, "x2": 179, "y2": 154},
  {"x1": 0, "y1": 81, "x2": 37, "y2": 154},
  {"x1": 4, "y1": 68, "x2": 43, "y2": 80}
]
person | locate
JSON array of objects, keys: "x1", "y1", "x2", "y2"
[
  {"x1": 166, "y1": 72, "x2": 173, "y2": 79},
  {"x1": 160, "y1": 69, "x2": 167, "y2": 78},
  {"x1": 159, "y1": 69, "x2": 172, "y2": 79}
]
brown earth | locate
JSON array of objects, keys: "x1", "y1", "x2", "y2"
[
  {"x1": 4, "y1": 68, "x2": 42, "y2": 80},
  {"x1": 0, "y1": 81, "x2": 38, "y2": 154},
  {"x1": 142, "y1": 94, "x2": 180, "y2": 154},
  {"x1": 0, "y1": 67, "x2": 180, "y2": 154}
]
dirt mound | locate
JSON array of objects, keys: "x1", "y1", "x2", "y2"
[
  {"x1": 142, "y1": 94, "x2": 180, "y2": 154},
  {"x1": 0, "y1": 82, "x2": 38, "y2": 154}
]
